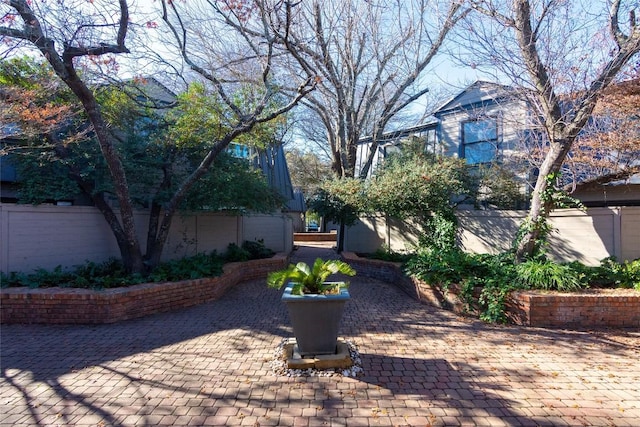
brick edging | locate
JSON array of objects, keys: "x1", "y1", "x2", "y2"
[
  {"x1": 293, "y1": 232, "x2": 337, "y2": 242},
  {"x1": 341, "y1": 252, "x2": 640, "y2": 328},
  {"x1": 506, "y1": 289, "x2": 640, "y2": 328},
  {"x1": 0, "y1": 254, "x2": 288, "y2": 325}
]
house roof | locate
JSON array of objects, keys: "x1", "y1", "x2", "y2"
[
  {"x1": 285, "y1": 188, "x2": 307, "y2": 213},
  {"x1": 254, "y1": 144, "x2": 300, "y2": 210},
  {"x1": 434, "y1": 80, "x2": 515, "y2": 115},
  {"x1": 357, "y1": 118, "x2": 439, "y2": 145},
  {"x1": 124, "y1": 77, "x2": 177, "y2": 106}
]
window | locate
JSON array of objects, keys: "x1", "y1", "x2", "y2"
[
  {"x1": 462, "y1": 118, "x2": 498, "y2": 164},
  {"x1": 421, "y1": 128, "x2": 439, "y2": 154},
  {"x1": 228, "y1": 142, "x2": 251, "y2": 159},
  {"x1": 382, "y1": 143, "x2": 401, "y2": 158}
]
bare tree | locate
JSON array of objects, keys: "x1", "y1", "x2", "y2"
[
  {"x1": 285, "y1": 148, "x2": 333, "y2": 196},
  {"x1": 1, "y1": 0, "x2": 315, "y2": 273},
  {"x1": 257, "y1": 0, "x2": 470, "y2": 179},
  {"x1": 459, "y1": 0, "x2": 640, "y2": 260}
]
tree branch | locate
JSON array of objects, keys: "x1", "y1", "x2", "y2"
[
  {"x1": 513, "y1": 0, "x2": 563, "y2": 137},
  {"x1": 610, "y1": 0, "x2": 628, "y2": 47}
]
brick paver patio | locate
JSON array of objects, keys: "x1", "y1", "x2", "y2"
[{"x1": 1, "y1": 243, "x2": 639, "y2": 426}]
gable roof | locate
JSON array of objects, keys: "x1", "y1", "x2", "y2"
[
  {"x1": 125, "y1": 77, "x2": 177, "y2": 106},
  {"x1": 254, "y1": 144, "x2": 298, "y2": 205},
  {"x1": 434, "y1": 80, "x2": 514, "y2": 115}
]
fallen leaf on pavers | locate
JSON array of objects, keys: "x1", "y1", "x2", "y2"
[{"x1": 372, "y1": 407, "x2": 388, "y2": 418}]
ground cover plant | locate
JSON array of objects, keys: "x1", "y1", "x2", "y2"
[
  {"x1": 225, "y1": 239, "x2": 275, "y2": 262},
  {"x1": 356, "y1": 246, "x2": 414, "y2": 263},
  {"x1": 0, "y1": 241, "x2": 275, "y2": 290}
]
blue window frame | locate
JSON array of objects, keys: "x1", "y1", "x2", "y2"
[
  {"x1": 462, "y1": 118, "x2": 498, "y2": 164},
  {"x1": 228, "y1": 142, "x2": 251, "y2": 159}
]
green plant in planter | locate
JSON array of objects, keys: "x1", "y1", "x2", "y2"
[{"x1": 267, "y1": 258, "x2": 356, "y2": 295}]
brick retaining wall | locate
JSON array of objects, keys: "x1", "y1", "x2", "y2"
[
  {"x1": 342, "y1": 252, "x2": 640, "y2": 328},
  {"x1": 293, "y1": 232, "x2": 337, "y2": 242},
  {"x1": 506, "y1": 290, "x2": 640, "y2": 328},
  {"x1": 4, "y1": 252, "x2": 637, "y2": 328},
  {"x1": 0, "y1": 254, "x2": 287, "y2": 325}
]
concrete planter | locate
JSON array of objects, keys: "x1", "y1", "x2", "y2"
[{"x1": 281, "y1": 283, "x2": 350, "y2": 355}]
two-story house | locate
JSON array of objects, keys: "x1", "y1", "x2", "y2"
[
  {"x1": 356, "y1": 80, "x2": 639, "y2": 207},
  {"x1": 356, "y1": 81, "x2": 530, "y2": 175}
]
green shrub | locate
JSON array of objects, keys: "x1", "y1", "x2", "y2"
[
  {"x1": 0, "y1": 266, "x2": 75, "y2": 289},
  {"x1": 556, "y1": 257, "x2": 639, "y2": 289},
  {"x1": 1, "y1": 244, "x2": 277, "y2": 289},
  {"x1": 149, "y1": 252, "x2": 223, "y2": 282},
  {"x1": 405, "y1": 248, "x2": 637, "y2": 324},
  {"x1": 367, "y1": 246, "x2": 413, "y2": 263},
  {"x1": 563, "y1": 261, "x2": 608, "y2": 287},
  {"x1": 473, "y1": 252, "x2": 519, "y2": 323},
  {"x1": 404, "y1": 248, "x2": 489, "y2": 286},
  {"x1": 241, "y1": 239, "x2": 275, "y2": 259},
  {"x1": 596, "y1": 257, "x2": 640, "y2": 289},
  {"x1": 407, "y1": 249, "x2": 492, "y2": 321},
  {"x1": 406, "y1": 249, "x2": 521, "y2": 323},
  {"x1": 515, "y1": 260, "x2": 584, "y2": 291},
  {"x1": 0, "y1": 260, "x2": 141, "y2": 290},
  {"x1": 71, "y1": 258, "x2": 143, "y2": 289},
  {"x1": 224, "y1": 243, "x2": 251, "y2": 262},
  {"x1": 224, "y1": 240, "x2": 275, "y2": 262},
  {"x1": 0, "y1": 271, "x2": 24, "y2": 288},
  {"x1": 3, "y1": 252, "x2": 226, "y2": 289},
  {"x1": 625, "y1": 259, "x2": 640, "y2": 290},
  {"x1": 478, "y1": 282, "x2": 515, "y2": 323}
]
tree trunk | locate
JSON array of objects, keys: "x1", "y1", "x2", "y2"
[
  {"x1": 66, "y1": 164, "x2": 142, "y2": 273},
  {"x1": 144, "y1": 136, "x2": 239, "y2": 269},
  {"x1": 515, "y1": 141, "x2": 570, "y2": 261},
  {"x1": 65, "y1": 78, "x2": 145, "y2": 273},
  {"x1": 337, "y1": 220, "x2": 346, "y2": 253},
  {"x1": 514, "y1": 175, "x2": 550, "y2": 260},
  {"x1": 507, "y1": 0, "x2": 640, "y2": 262},
  {"x1": 358, "y1": 140, "x2": 378, "y2": 180}
]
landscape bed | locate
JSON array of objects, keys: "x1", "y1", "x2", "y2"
[
  {"x1": 0, "y1": 254, "x2": 287, "y2": 325},
  {"x1": 341, "y1": 252, "x2": 640, "y2": 329},
  {"x1": 3, "y1": 251, "x2": 638, "y2": 328}
]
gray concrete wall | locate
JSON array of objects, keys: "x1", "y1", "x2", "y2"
[
  {"x1": 621, "y1": 206, "x2": 640, "y2": 261},
  {"x1": 343, "y1": 207, "x2": 640, "y2": 265},
  {"x1": 0, "y1": 204, "x2": 291, "y2": 273}
]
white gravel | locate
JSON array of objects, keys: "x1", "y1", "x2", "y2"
[{"x1": 270, "y1": 339, "x2": 364, "y2": 377}]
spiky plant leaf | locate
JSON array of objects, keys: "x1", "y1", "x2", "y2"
[{"x1": 266, "y1": 258, "x2": 356, "y2": 294}]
